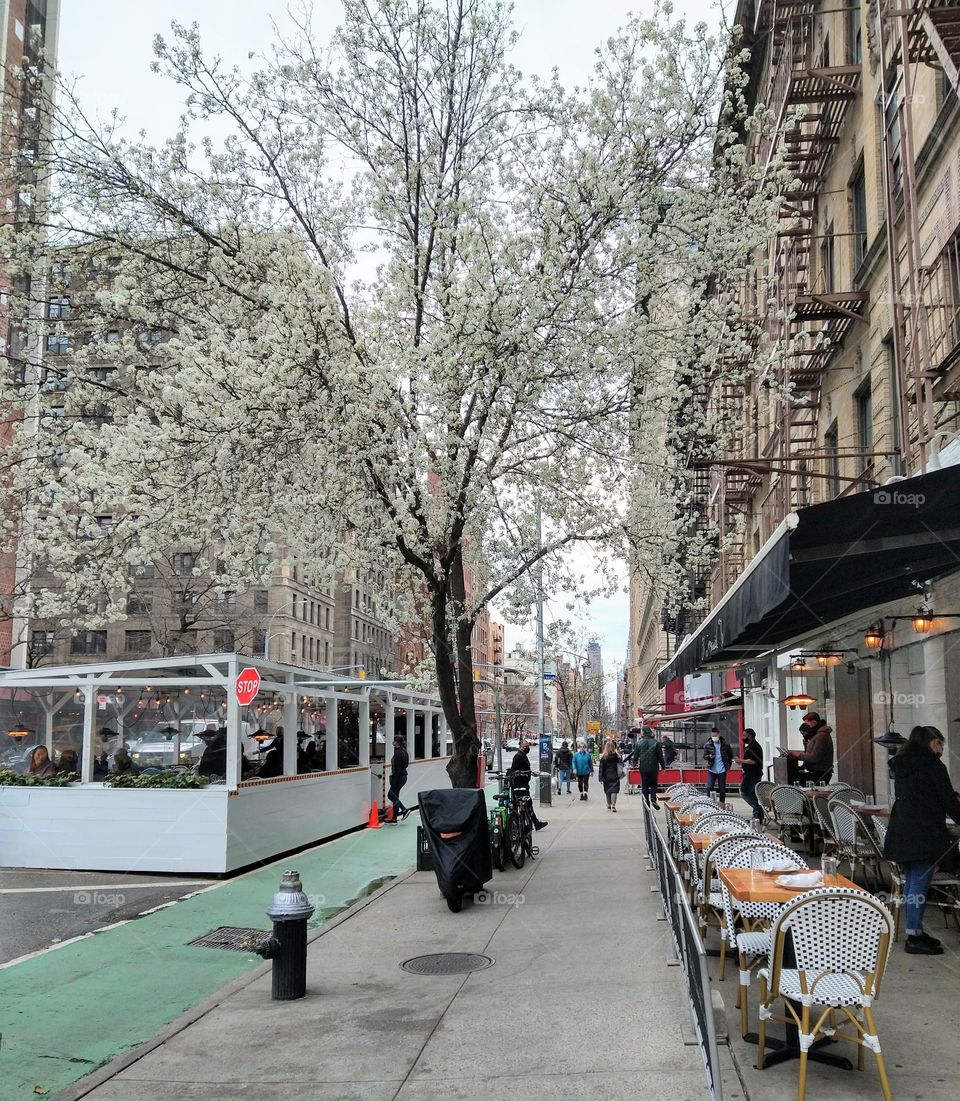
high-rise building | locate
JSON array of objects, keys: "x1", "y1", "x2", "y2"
[{"x1": 585, "y1": 640, "x2": 603, "y2": 722}]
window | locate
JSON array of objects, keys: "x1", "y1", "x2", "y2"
[
  {"x1": 128, "y1": 561, "x2": 157, "y2": 579},
  {"x1": 885, "y1": 76, "x2": 902, "y2": 197},
  {"x1": 324, "y1": 640, "x2": 330, "y2": 665},
  {"x1": 126, "y1": 592, "x2": 151, "y2": 615},
  {"x1": 31, "y1": 629, "x2": 54, "y2": 655},
  {"x1": 124, "y1": 629, "x2": 151, "y2": 654},
  {"x1": 136, "y1": 329, "x2": 163, "y2": 351},
  {"x1": 45, "y1": 332, "x2": 69, "y2": 356},
  {"x1": 252, "y1": 629, "x2": 266, "y2": 655},
  {"x1": 825, "y1": 421, "x2": 840, "y2": 498},
  {"x1": 845, "y1": 2, "x2": 861, "y2": 65},
  {"x1": 819, "y1": 221, "x2": 835, "y2": 292},
  {"x1": 324, "y1": 606, "x2": 330, "y2": 629},
  {"x1": 172, "y1": 630, "x2": 198, "y2": 655},
  {"x1": 172, "y1": 551, "x2": 197, "y2": 575},
  {"x1": 40, "y1": 366, "x2": 68, "y2": 392},
  {"x1": 851, "y1": 163, "x2": 867, "y2": 272},
  {"x1": 856, "y1": 377, "x2": 873, "y2": 454},
  {"x1": 95, "y1": 515, "x2": 114, "y2": 538},
  {"x1": 220, "y1": 590, "x2": 237, "y2": 611},
  {"x1": 50, "y1": 260, "x2": 71, "y2": 285},
  {"x1": 254, "y1": 590, "x2": 268, "y2": 613},
  {"x1": 48, "y1": 296, "x2": 70, "y2": 320},
  {"x1": 72, "y1": 630, "x2": 107, "y2": 655},
  {"x1": 104, "y1": 329, "x2": 120, "y2": 343},
  {"x1": 213, "y1": 628, "x2": 235, "y2": 651},
  {"x1": 309, "y1": 636, "x2": 315, "y2": 662}
]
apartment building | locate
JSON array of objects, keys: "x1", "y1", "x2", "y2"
[
  {"x1": 0, "y1": 0, "x2": 60, "y2": 663},
  {"x1": 650, "y1": 0, "x2": 960, "y2": 796}
]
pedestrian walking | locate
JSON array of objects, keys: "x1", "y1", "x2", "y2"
[
  {"x1": 736, "y1": 727, "x2": 763, "y2": 821},
  {"x1": 388, "y1": 735, "x2": 410, "y2": 821},
  {"x1": 572, "y1": 740, "x2": 593, "y2": 800},
  {"x1": 634, "y1": 725, "x2": 664, "y2": 808},
  {"x1": 555, "y1": 740, "x2": 573, "y2": 794},
  {"x1": 702, "y1": 727, "x2": 733, "y2": 802},
  {"x1": 597, "y1": 739, "x2": 623, "y2": 812}
]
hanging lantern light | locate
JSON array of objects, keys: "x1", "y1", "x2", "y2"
[
  {"x1": 864, "y1": 624, "x2": 884, "y2": 650},
  {"x1": 815, "y1": 649, "x2": 842, "y2": 667},
  {"x1": 782, "y1": 656, "x2": 816, "y2": 710},
  {"x1": 912, "y1": 610, "x2": 934, "y2": 634}
]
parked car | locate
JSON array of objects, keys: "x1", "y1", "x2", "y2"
[{"x1": 127, "y1": 728, "x2": 205, "y2": 768}]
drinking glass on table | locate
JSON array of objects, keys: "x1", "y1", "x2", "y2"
[
  {"x1": 822, "y1": 855, "x2": 838, "y2": 879},
  {"x1": 865, "y1": 795, "x2": 874, "y2": 806}
]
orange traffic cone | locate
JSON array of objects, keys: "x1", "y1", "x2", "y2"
[
  {"x1": 384, "y1": 803, "x2": 394, "y2": 822},
  {"x1": 368, "y1": 801, "x2": 381, "y2": 828}
]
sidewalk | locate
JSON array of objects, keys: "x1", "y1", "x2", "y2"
[
  {"x1": 1, "y1": 821, "x2": 418, "y2": 1101},
  {"x1": 55, "y1": 790, "x2": 738, "y2": 1101}
]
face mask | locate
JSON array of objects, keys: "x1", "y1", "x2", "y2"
[{"x1": 711, "y1": 735, "x2": 719, "y2": 742}]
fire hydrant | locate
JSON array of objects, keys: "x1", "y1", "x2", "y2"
[{"x1": 256, "y1": 870, "x2": 315, "y2": 1000}]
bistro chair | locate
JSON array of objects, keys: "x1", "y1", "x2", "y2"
[
  {"x1": 828, "y1": 797, "x2": 883, "y2": 888},
  {"x1": 755, "y1": 780, "x2": 776, "y2": 821},
  {"x1": 756, "y1": 888, "x2": 895, "y2": 1101},
  {"x1": 812, "y1": 794, "x2": 839, "y2": 858},
  {"x1": 698, "y1": 831, "x2": 756, "y2": 946},
  {"x1": 716, "y1": 839, "x2": 808, "y2": 1035},
  {"x1": 829, "y1": 786, "x2": 866, "y2": 806},
  {"x1": 683, "y1": 812, "x2": 750, "y2": 896},
  {"x1": 770, "y1": 785, "x2": 815, "y2": 851}
]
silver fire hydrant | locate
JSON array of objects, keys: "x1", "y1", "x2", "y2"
[{"x1": 256, "y1": 870, "x2": 315, "y2": 1000}]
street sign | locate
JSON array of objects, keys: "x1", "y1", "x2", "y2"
[
  {"x1": 586, "y1": 720, "x2": 601, "y2": 733},
  {"x1": 235, "y1": 667, "x2": 261, "y2": 706}
]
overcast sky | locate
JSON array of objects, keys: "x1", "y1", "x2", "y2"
[{"x1": 57, "y1": 1, "x2": 723, "y2": 701}]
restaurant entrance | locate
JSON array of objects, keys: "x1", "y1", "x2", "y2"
[{"x1": 832, "y1": 665, "x2": 876, "y2": 799}]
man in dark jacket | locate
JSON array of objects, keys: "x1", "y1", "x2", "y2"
[
  {"x1": 789, "y1": 720, "x2": 834, "y2": 784},
  {"x1": 554, "y1": 741, "x2": 573, "y2": 795},
  {"x1": 884, "y1": 725, "x2": 960, "y2": 954},
  {"x1": 388, "y1": 735, "x2": 410, "y2": 821},
  {"x1": 703, "y1": 727, "x2": 733, "y2": 801},
  {"x1": 634, "y1": 726, "x2": 665, "y2": 807},
  {"x1": 510, "y1": 741, "x2": 548, "y2": 830},
  {"x1": 736, "y1": 728, "x2": 764, "y2": 820},
  {"x1": 660, "y1": 734, "x2": 678, "y2": 768}
]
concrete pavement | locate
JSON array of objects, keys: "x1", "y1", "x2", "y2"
[{"x1": 55, "y1": 789, "x2": 741, "y2": 1101}]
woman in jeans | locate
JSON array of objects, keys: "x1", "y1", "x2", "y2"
[
  {"x1": 572, "y1": 741, "x2": 593, "y2": 800},
  {"x1": 597, "y1": 740, "x2": 623, "y2": 813},
  {"x1": 884, "y1": 725, "x2": 960, "y2": 955}
]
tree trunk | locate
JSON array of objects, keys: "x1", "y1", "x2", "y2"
[{"x1": 442, "y1": 548, "x2": 480, "y2": 788}]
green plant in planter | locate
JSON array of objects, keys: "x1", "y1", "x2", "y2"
[
  {"x1": 103, "y1": 771, "x2": 209, "y2": 789},
  {"x1": 0, "y1": 768, "x2": 77, "y2": 787}
]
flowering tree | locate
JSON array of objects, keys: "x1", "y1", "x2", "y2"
[{"x1": 1, "y1": 0, "x2": 779, "y2": 786}]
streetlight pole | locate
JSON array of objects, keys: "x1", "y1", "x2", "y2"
[{"x1": 535, "y1": 502, "x2": 551, "y2": 807}]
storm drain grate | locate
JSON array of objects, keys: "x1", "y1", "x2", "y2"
[
  {"x1": 188, "y1": 926, "x2": 270, "y2": 952},
  {"x1": 400, "y1": 952, "x2": 495, "y2": 976}
]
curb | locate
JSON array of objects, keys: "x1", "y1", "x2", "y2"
[{"x1": 51, "y1": 868, "x2": 417, "y2": 1101}]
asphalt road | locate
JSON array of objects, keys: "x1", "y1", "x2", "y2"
[{"x1": 0, "y1": 868, "x2": 215, "y2": 965}]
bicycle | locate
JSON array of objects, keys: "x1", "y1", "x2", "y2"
[
  {"x1": 505, "y1": 770, "x2": 538, "y2": 868},
  {"x1": 486, "y1": 771, "x2": 510, "y2": 872}
]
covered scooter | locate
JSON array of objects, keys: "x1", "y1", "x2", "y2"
[{"x1": 419, "y1": 787, "x2": 493, "y2": 912}]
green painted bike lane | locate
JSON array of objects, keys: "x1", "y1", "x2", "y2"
[{"x1": 0, "y1": 819, "x2": 418, "y2": 1101}]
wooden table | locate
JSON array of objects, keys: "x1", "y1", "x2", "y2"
[
  {"x1": 718, "y1": 866, "x2": 864, "y2": 904},
  {"x1": 798, "y1": 786, "x2": 844, "y2": 800},
  {"x1": 676, "y1": 812, "x2": 697, "y2": 828},
  {"x1": 690, "y1": 830, "x2": 753, "y2": 851},
  {"x1": 852, "y1": 804, "x2": 891, "y2": 818}
]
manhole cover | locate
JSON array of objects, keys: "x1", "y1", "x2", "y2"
[
  {"x1": 188, "y1": 926, "x2": 269, "y2": 952},
  {"x1": 400, "y1": 952, "x2": 495, "y2": 976}
]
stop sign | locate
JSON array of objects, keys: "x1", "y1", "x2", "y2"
[{"x1": 235, "y1": 667, "x2": 261, "y2": 706}]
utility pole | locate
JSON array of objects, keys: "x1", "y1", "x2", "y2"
[{"x1": 536, "y1": 502, "x2": 551, "y2": 806}]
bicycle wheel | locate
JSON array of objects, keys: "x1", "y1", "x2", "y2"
[
  {"x1": 490, "y1": 820, "x2": 505, "y2": 872},
  {"x1": 523, "y1": 808, "x2": 535, "y2": 858},
  {"x1": 508, "y1": 812, "x2": 525, "y2": 869}
]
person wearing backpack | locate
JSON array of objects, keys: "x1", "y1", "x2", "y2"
[{"x1": 634, "y1": 725, "x2": 665, "y2": 808}]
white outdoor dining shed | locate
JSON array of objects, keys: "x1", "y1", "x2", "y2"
[{"x1": 0, "y1": 653, "x2": 451, "y2": 873}]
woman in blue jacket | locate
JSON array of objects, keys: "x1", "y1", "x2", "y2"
[{"x1": 572, "y1": 741, "x2": 593, "y2": 801}]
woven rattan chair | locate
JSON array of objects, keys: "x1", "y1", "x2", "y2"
[
  {"x1": 756, "y1": 888, "x2": 895, "y2": 1101},
  {"x1": 684, "y1": 812, "x2": 751, "y2": 889},
  {"x1": 717, "y1": 839, "x2": 808, "y2": 1035},
  {"x1": 812, "y1": 794, "x2": 839, "y2": 858},
  {"x1": 829, "y1": 797, "x2": 883, "y2": 887},
  {"x1": 770, "y1": 785, "x2": 815, "y2": 850},
  {"x1": 830, "y1": 786, "x2": 866, "y2": 805},
  {"x1": 698, "y1": 831, "x2": 756, "y2": 949},
  {"x1": 755, "y1": 780, "x2": 776, "y2": 820}
]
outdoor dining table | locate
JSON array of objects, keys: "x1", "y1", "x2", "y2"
[
  {"x1": 676, "y1": 812, "x2": 697, "y2": 828},
  {"x1": 689, "y1": 830, "x2": 752, "y2": 851},
  {"x1": 719, "y1": 866, "x2": 867, "y2": 1071},
  {"x1": 852, "y1": 804, "x2": 891, "y2": 818}
]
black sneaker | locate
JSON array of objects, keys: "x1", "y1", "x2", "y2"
[
  {"x1": 917, "y1": 930, "x2": 942, "y2": 948},
  {"x1": 905, "y1": 935, "x2": 944, "y2": 955},
  {"x1": 534, "y1": 821, "x2": 549, "y2": 831}
]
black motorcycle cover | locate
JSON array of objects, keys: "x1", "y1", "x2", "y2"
[{"x1": 419, "y1": 787, "x2": 492, "y2": 896}]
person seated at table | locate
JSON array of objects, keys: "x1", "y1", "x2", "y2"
[
  {"x1": 884, "y1": 725, "x2": 960, "y2": 955},
  {"x1": 787, "y1": 719, "x2": 833, "y2": 784},
  {"x1": 111, "y1": 746, "x2": 138, "y2": 775},
  {"x1": 258, "y1": 731, "x2": 285, "y2": 778},
  {"x1": 26, "y1": 745, "x2": 57, "y2": 778},
  {"x1": 57, "y1": 749, "x2": 79, "y2": 776}
]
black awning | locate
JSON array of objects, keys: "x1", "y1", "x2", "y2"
[{"x1": 658, "y1": 464, "x2": 960, "y2": 687}]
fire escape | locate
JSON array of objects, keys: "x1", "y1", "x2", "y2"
[{"x1": 877, "y1": 0, "x2": 960, "y2": 469}]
